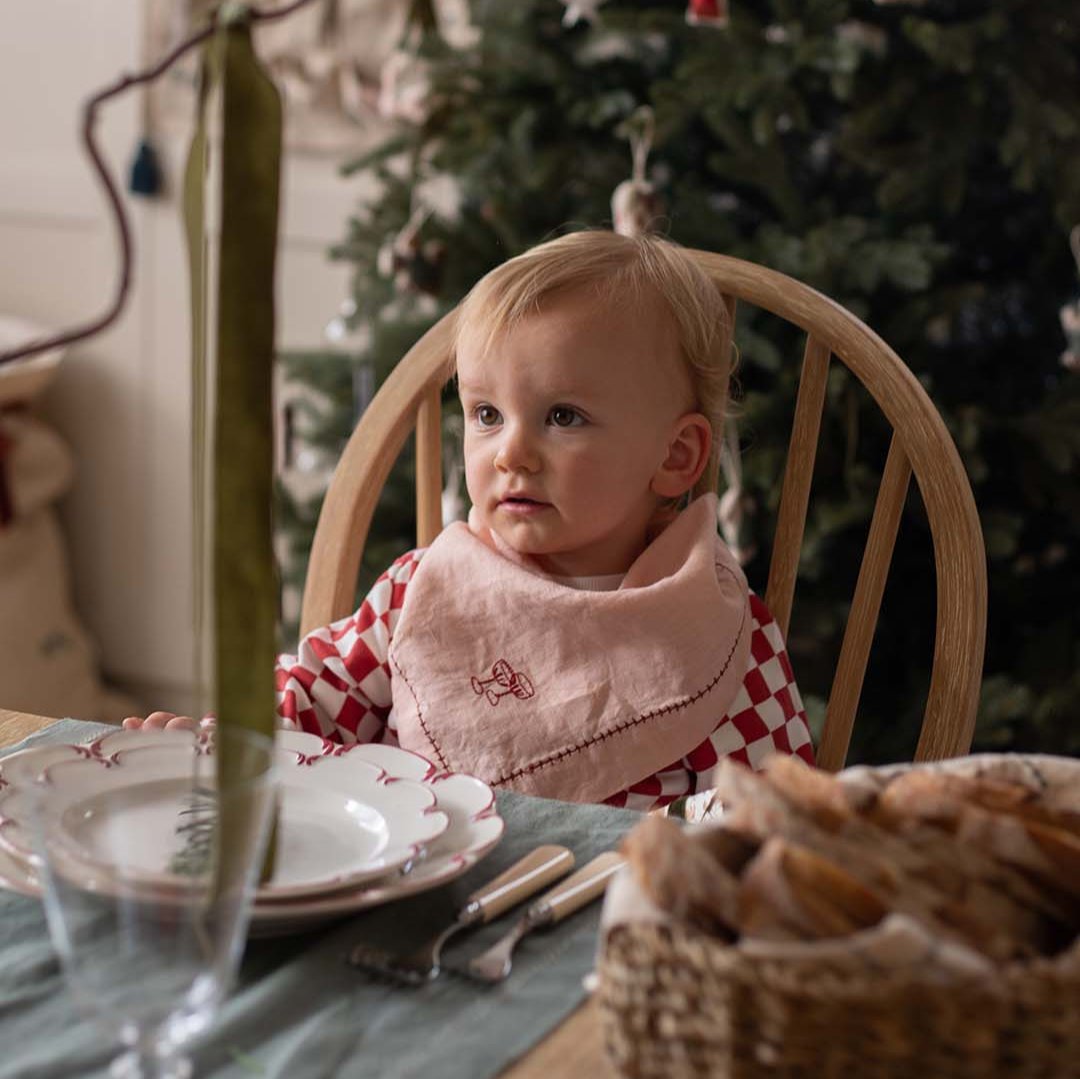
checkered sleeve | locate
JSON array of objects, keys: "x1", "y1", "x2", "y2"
[
  {"x1": 275, "y1": 549, "x2": 425, "y2": 744},
  {"x1": 604, "y1": 592, "x2": 815, "y2": 812}
]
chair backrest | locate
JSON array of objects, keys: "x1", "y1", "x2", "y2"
[{"x1": 300, "y1": 251, "x2": 987, "y2": 771}]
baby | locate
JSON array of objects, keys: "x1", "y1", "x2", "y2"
[{"x1": 129, "y1": 230, "x2": 814, "y2": 810}]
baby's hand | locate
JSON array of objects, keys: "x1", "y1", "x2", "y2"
[{"x1": 122, "y1": 712, "x2": 215, "y2": 732}]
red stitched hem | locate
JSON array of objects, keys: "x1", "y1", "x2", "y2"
[
  {"x1": 389, "y1": 647, "x2": 449, "y2": 771},
  {"x1": 491, "y1": 601, "x2": 748, "y2": 787}
]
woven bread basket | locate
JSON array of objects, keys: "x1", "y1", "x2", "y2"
[{"x1": 598, "y1": 754, "x2": 1080, "y2": 1079}]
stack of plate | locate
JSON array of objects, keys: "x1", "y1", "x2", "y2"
[{"x1": 0, "y1": 729, "x2": 505, "y2": 936}]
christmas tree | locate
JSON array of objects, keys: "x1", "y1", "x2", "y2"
[{"x1": 282, "y1": 0, "x2": 1080, "y2": 762}]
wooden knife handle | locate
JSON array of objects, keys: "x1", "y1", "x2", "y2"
[
  {"x1": 535, "y1": 851, "x2": 626, "y2": 924},
  {"x1": 468, "y1": 844, "x2": 576, "y2": 923}
]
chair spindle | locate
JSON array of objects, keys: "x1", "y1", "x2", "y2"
[
  {"x1": 764, "y1": 334, "x2": 831, "y2": 638},
  {"x1": 415, "y1": 387, "x2": 443, "y2": 547},
  {"x1": 817, "y1": 433, "x2": 911, "y2": 771}
]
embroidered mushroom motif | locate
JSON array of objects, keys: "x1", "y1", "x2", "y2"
[{"x1": 470, "y1": 659, "x2": 535, "y2": 706}]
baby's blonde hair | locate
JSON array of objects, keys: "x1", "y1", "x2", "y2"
[{"x1": 451, "y1": 230, "x2": 733, "y2": 498}]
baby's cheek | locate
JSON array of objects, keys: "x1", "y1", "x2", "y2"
[
  {"x1": 564, "y1": 451, "x2": 623, "y2": 490},
  {"x1": 462, "y1": 465, "x2": 485, "y2": 506},
  {"x1": 462, "y1": 446, "x2": 487, "y2": 484}
]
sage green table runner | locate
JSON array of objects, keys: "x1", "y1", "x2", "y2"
[{"x1": 0, "y1": 720, "x2": 639, "y2": 1079}]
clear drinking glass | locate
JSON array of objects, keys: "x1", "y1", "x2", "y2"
[{"x1": 28, "y1": 726, "x2": 277, "y2": 1079}]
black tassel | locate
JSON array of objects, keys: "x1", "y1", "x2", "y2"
[{"x1": 128, "y1": 137, "x2": 164, "y2": 197}]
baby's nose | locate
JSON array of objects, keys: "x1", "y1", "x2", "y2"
[{"x1": 494, "y1": 425, "x2": 540, "y2": 473}]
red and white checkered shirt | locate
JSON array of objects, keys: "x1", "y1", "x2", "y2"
[{"x1": 276, "y1": 549, "x2": 815, "y2": 812}]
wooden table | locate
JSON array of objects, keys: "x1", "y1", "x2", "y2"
[{"x1": 0, "y1": 707, "x2": 612, "y2": 1079}]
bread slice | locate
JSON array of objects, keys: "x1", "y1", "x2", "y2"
[
  {"x1": 621, "y1": 815, "x2": 743, "y2": 938},
  {"x1": 739, "y1": 837, "x2": 889, "y2": 940}
]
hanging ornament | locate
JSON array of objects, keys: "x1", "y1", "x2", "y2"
[
  {"x1": 127, "y1": 135, "x2": 164, "y2": 198},
  {"x1": 415, "y1": 172, "x2": 465, "y2": 225},
  {"x1": 611, "y1": 106, "x2": 664, "y2": 237},
  {"x1": 1060, "y1": 226, "x2": 1080, "y2": 372},
  {"x1": 436, "y1": 0, "x2": 481, "y2": 49},
  {"x1": 377, "y1": 47, "x2": 433, "y2": 124},
  {"x1": 560, "y1": 0, "x2": 608, "y2": 27},
  {"x1": 126, "y1": 10, "x2": 164, "y2": 197},
  {"x1": 376, "y1": 201, "x2": 446, "y2": 297},
  {"x1": 377, "y1": 0, "x2": 442, "y2": 125},
  {"x1": 686, "y1": 0, "x2": 729, "y2": 29},
  {"x1": 717, "y1": 421, "x2": 757, "y2": 566}
]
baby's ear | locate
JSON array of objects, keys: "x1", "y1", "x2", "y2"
[{"x1": 651, "y1": 412, "x2": 711, "y2": 499}]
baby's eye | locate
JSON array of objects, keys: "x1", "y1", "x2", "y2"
[
  {"x1": 473, "y1": 404, "x2": 501, "y2": 428},
  {"x1": 548, "y1": 406, "x2": 584, "y2": 428}
]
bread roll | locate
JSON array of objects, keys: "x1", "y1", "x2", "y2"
[{"x1": 620, "y1": 815, "x2": 743, "y2": 938}]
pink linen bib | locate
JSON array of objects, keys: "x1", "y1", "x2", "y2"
[{"x1": 388, "y1": 494, "x2": 750, "y2": 802}]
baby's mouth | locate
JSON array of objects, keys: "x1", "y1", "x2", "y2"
[{"x1": 500, "y1": 495, "x2": 548, "y2": 509}]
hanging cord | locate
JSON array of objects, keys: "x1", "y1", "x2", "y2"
[
  {"x1": 401, "y1": 188, "x2": 434, "y2": 242},
  {"x1": 127, "y1": 0, "x2": 166, "y2": 198},
  {"x1": 0, "y1": 0, "x2": 321, "y2": 369},
  {"x1": 620, "y1": 105, "x2": 655, "y2": 183}
]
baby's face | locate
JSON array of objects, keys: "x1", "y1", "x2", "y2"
[{"x1": 457, "y1": 287, "x2": 695, "y2": 577}]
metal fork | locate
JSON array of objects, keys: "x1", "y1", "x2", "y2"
[
  {"x1": 462, "y1": 851, "x2": 625, "y2": 984},
  {"x1": 348, "y1": 844, "x2": 574, "y2": 984}
]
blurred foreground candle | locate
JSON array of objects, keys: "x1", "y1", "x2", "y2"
[{"x1": 183, "y1": 6, "x2": 283, "y2": 877}]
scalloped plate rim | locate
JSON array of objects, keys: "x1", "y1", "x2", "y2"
[
  {"x1": 0, "y1": 730, "x2": 505, "y2": 930},
  {"x1": 0, "y1": 732, "x2": 453, "y2": 900}
]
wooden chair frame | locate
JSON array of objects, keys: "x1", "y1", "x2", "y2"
[{"x1": 300, "y1": 252, "x2": 987, "y2": 771}]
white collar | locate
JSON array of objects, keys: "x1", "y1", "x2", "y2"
[{"x1": 547, "y1": 572, "x2": 625, "y2": 592}]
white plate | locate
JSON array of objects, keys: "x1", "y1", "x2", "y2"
[
  {"x1": 0, "y1": 730, "x2": 450, "y2": 900},
  {"x1": 250, "y1": 735, "x2": 506, "y2": 935},
  {"x1": 0, "y1": 730, "x2": 505, "y2": 935}
]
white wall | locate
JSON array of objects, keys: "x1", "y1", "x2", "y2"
[{"x1": 0, "y1": 0, "x2": 360, "y2": 715}]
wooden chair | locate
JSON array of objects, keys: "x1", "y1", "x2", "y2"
[{"x1": 300, "y1": 252, "x2": 987, "y2": 772}]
